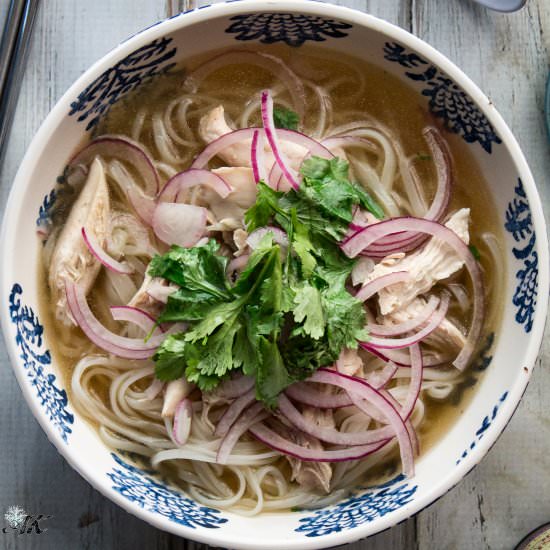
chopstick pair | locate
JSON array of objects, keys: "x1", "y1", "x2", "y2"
[{"x1": 0, "y1": 0, "x2": 40, "y2": 167}]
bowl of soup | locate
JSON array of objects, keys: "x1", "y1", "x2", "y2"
[{"x1": 1, "y1": 1, "x2": 547, "y2": 548}]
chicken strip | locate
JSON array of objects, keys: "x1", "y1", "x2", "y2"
[{"x1": 48, "y1": 157, "x2": 110, "y2": 325}]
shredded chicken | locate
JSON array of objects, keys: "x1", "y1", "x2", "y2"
[
  {"x1": 48, "y1": 157, "x2": 110, "y2": 325},
  {"x1": 336, "y1": 348, "x2": 364, "y2": 377},
  {"x1": 201, "y1": 166, "x2": 257, "y2": 222},
  {"x1": 282, "y1": 414, "x2": 333, "y2": 493},
  {"x1": 199, "y1": 105, "x2": 308, "y2": 169},
  {"x1": 233, "y1": 228, "x2": 249, "y2": 257},
  {"x1": 384, "y1": 297, "x2": 466, "y2": 351},
  {"x1": 364, "y1": 208, "x2": 471, "y2": 315}
]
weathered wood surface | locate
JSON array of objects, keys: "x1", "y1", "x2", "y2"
[{"x1": 0, "y1": 1, "x2": 549, "y2": 548}]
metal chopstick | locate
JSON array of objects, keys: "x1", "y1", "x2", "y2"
[{"x1": 0, "y1": 0, "x2": 40, "y2": 167}]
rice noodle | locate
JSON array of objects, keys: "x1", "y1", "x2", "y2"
[{"x1": 43, "y1": 47, "x2": 500, "y2": 517}]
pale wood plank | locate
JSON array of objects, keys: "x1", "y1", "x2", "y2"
[
  {"x1": 413, "y1": 1, "x2": 550, "y2": 548},
  {"x1": 2, "y1": 1, "x2": 549, "y2": 549}
]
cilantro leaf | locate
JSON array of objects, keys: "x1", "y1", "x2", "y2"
[
  {"x1": 322, "y1": 288, "x2": 369, "y2": 355},
  {"x1": 292, "y1": 283, "x2": 325, "y2": 339},
  {"x1": 273, "y1": 106, "x2": 299, "y2": 130},
  {"x1": 153, "y1": 334, "x2": 187, "y2": 381},
  {"x1": 149, "y1": 240, "x2": 231, "y2": 302},
  {"x1": 256, "y1": 336, "x2": 292, "y2": 407}
]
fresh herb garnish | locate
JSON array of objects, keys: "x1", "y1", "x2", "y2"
[
  {"x1": 151, "y1": 156, "x2": 377, "y2": 407},
  {"x1": 469, "y1": 244, "x2": 481, "y2": 261},
  {"x1": 273, "y1": 106, "x2": 299, "y2": 130}
]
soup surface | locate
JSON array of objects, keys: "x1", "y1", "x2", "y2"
[{"x1": 39, "y1": 45, "x2": 504, "y2": 513}]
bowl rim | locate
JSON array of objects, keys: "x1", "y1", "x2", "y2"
[{"x1": 1, "y1": 1, "x2": 548, "y2": 548}]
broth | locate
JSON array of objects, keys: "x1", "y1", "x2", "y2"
[{"x1": 40, "y1": 44, "x2": 505, "y2": 511}]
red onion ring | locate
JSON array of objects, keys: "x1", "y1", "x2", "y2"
[
  {"x1": 158, "y1": 168, "x2": 232, "y2": 203},
  {"x1": 355, "y1": 271, "x2": 411, "y2": 302},
  {"x1": 278, "y1": 393, "x2": 399, "y2": 446},
  {"x1": 81, "y1": 227, "x2": 134, "y2": 275},
  {"x1": 216, "y1": 402, "x2": 269, "y2": 464},
  {"x1": 261, "y1": 89, "x2": 300, "y2": 190},
  {"x1": 363, "y1": 293, "x2": 449, "y2": 350},
  {"x1": 249, "y1": 422, "x2": 390, "y2": 464},
  {"x1": 367, "y1": 295, "x2": 440, "y2": 337},
  {"x1": 214, "y1": 389, "x2": 257, "y2": 438},
  {"x1": 65, "y1": 282, "x2": 163, "y2": 359},
  {"x1": 342, "y1": 217, "x2": 483, "y2": 370},
  {"x1": 70, "y1": 135, "x2": 159, "y2": 195},
  {"x1": 152, "y1": 202, "x2": 207, "y2": 248}
]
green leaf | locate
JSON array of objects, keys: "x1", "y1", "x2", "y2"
[
  {"x1": 244, "y1": 182, "x2": 284, "y2": 233},
  {"x1": 469, "y1": 244, "x2": 481, "y2": 261},
  {"x1": 149, "y1": 241, "x2": 231, "y2": 302},
  {"x1": 184, "y1": 320, "x2": 241, "y2": 378},
  {"x1": 153, "y1": 333, "x2": 187, "y2": 381},
  {"x1": 273, "y1": 106, "x2": 299, "y2": 130},
  {"x1": 292, "y1": 283, "x2": 325, "y2": 339},
  {"x1": 184, "y1": 300, "x2": 242, "y2": 342},
  {"x1": 322, "y1": 288, "x2": 369, "y2": 355},
  {"x1": 256, "y1": 337, "x2": 291, "y2": 408}
]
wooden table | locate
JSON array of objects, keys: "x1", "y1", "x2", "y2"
[{"x1": 0, "y1": 1, "x2": 549, "y2": 548}]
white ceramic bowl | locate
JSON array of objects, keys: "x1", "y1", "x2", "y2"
[{"x1": 1, "y1": 1, "x2": 548, "y2": 548}]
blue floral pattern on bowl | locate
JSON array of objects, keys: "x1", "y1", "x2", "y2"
[
  {"x1": 69, "y1": 37, "x2": 177, "y2": 131},
  {"x1": 295, "y1": 474, "x2": 417, "y2": 537},
  {"x1": 504, "y1": 178, "x2": 538, "y2": 333},
  {"x1": 456, "y1": 391, "x2": 508, "y2": 465},
  {"x1": 108, "y1": 453, "x2": 228, "y2": 529},
  {"x1": 383, "y1": 42, "x2": 502, "y2": 154},
  {"x1": 8, "y1": 284, "x2": 74, "y2": 442},
  {"x1": 225, "y1": 13, "x2": 352, "y2": 47}
]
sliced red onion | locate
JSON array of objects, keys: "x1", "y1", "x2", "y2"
[
  {"x1": 361, "y1": 344, "x2": 452, "y2": 368},
  {"x1": 81, "y1": 227, "x2": 134, "y2": 275},
  {"x1": 285, "y1": 382, "x2": 353, "y2": 409},
  {"x1": 310, "y1": 368, "x2": 414, "y2": 475},
  {"x1": 214, "y1": 388, "x2": 257, "y2": 438},
  {"x1": 367, "y1": 295, "x2": 440, "y2": 337},
  {"x1": 152, "y1": 202, "x2": 207, "y2": 248},
  {"x1": 173, "y1": 398, "x2": 193, "y2": 446},
  {"x1": 250, "y1": 422, "x2": 390, "y2": 463},
  {"x1": 216, "y1": 374, "x2": 256, "y2": 399},
  {"x1": 251, "y1": 130, "x2": 268, "y2": 183},
  {"x1": 126, "y1": 185, "x2": 156, "y2": 226},
  {"x1": 227, "y1": 254, "x2": 250, "y2": 274},
  {"x1": 278, "y1": 393, "x2": 398, "y2": 446},
  {"x1": 185, "y1": 50, "x2": 306, "y2": 121},
  {"x1": 355, "y1": 271, "x2": 411, "y2": 302},
  {"x1": 65, "y1": 282, "x2": 164, "y2": 359},
  {"x1": 246, "y1": 226, "x2": 288, "y2": 250},
  {"x1": 162, "y1": 379, "x2": 194, "y2": 417},
  {"x1": 380, "y1": 388, "x2": 420, "y2": 456},
  {"x1": 158, "y1": 168, "x2": 232, "y2": 202},
  {"x1": 366, "y1": 361, "x2": 398, "y2": 389},
  {"x1": 110, "y1": 305, "x2": 157, "y2": 332},
  {"x1": 342, "y1": 217, "x2": 483, "y2": 370},
  {"x1": 363, "y1": 293, "x2": 449, "y2": 350},
  {"x1": 352, "y1": 127, "x2": 452, "y2": 255},
  {"x1": 401, "y1": 344, "x2": 423, "y2": 421},
  {"x1": 70, "y1": 135, "x2": 159, "y2": 195},
  {"x1": 261, "y1": 89, "x2": 300, "y2": 190},
  {"x1": 191, "y1": 127, "x2": 332, "y2": 170},
  {"x1": 216, "y1": 402, "x2": 269, "y2": 464}
]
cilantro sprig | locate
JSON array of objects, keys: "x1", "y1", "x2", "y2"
[{"x1": 151, "y1": 156, "x2": 382, "y2": 407}]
